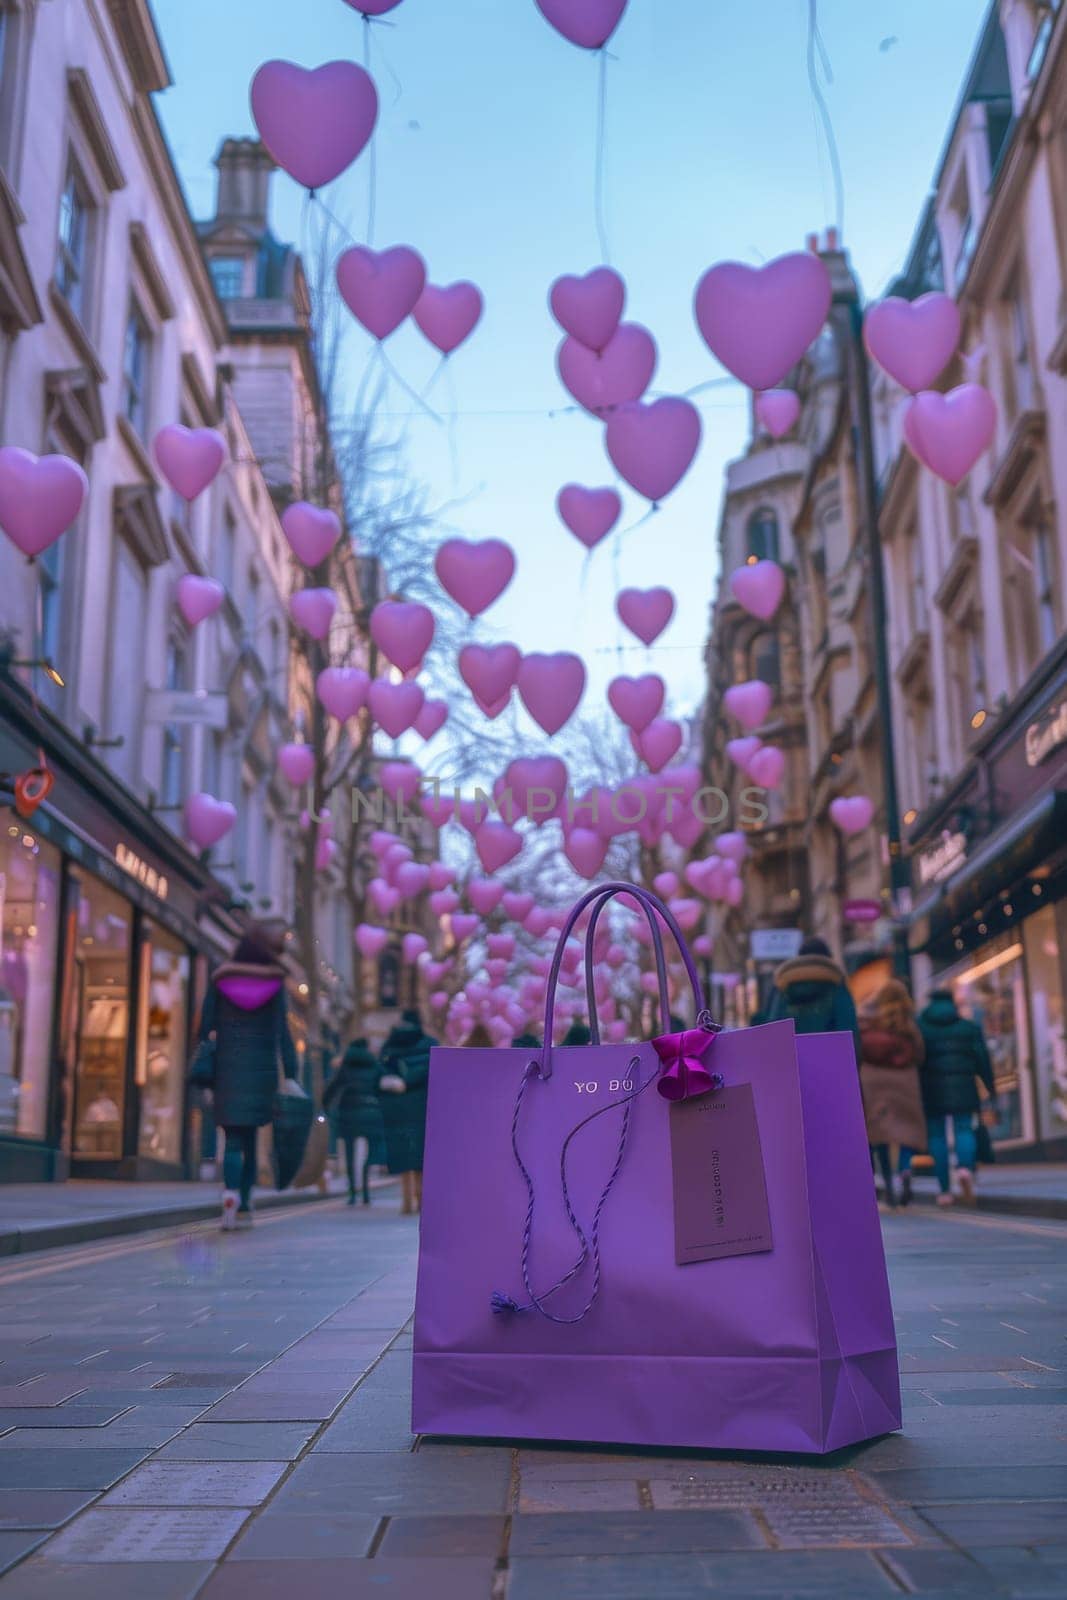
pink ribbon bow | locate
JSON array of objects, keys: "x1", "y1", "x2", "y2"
[{"x1": 652, "y1": 1026, "x2": 722, "y2": 1102}]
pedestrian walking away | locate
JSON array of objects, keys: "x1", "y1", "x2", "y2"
[
  {"x1": 918, "y1": 987, "x2": 998, "y2": 1206},
  {"x1": 323, "y1": 1036, "x2": 386, "y2": 1206},
  {"x1": 378, "y1": 1007, "x2": 436, "y2": 1216},
  {"x1": 858, "y1": 978, "x2": 927, "y2": 1208},
  {"x1": 764, "y1": 936, "x2": 860, "y2": 1054},
  {"x1": 192, "y1": 919, "x2": 300, "y2": 1230}
]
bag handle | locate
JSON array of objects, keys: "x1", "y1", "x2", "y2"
[
  {"x1": 582, "y1": 888, "x2": 675, "y2": 1044},
  {"x1": 539, "y1": 882, "x2": 710, "y2": 1078}
]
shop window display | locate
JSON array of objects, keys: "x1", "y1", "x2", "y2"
[
  {"x1": 71, "y1": 872, "x2": 131, "y2": 1160},
  {"x1": 136, "y1": 926, "x2": 190, "y2": 1167},
  {"x1": 944, "y1": 931, "x2": 1034, "y2": 1144},
  {"x1": 0, "y1": 825, "x2": 61, "y2": 1140},
  {"x1": 1022, "y1": 903, "x2": 1067, "y2": 1143}
]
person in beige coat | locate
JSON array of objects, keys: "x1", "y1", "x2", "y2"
[{"x1": 859, "y1": 979, "x2": 927, "y2": 1209}]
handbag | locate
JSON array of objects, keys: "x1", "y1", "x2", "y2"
[
  {"x1": 187, "y1": 1037, "x2": 216, "y2": 1090},
  {"x1": 413, "y1": 880, "x2": 900, "y2": 1455},
  {"x1": 291, "y1": 1113, "x2": 330, "y2": 1189}
]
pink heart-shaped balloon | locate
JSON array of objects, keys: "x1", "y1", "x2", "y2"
[
  {"x1": 355, "y1": 924, "x2": 389, "y2": 957},
  {"x1": 754, "y1": 389, "x2": 801, "y2": 439},
  {"x1": 176, "y1": 575, "x2": 225, "y2": 626},
  {"x1": 370, "y1": 600, "x2": 435, "y2": 674},
  {"x1": 668, "y1": 897, "x2": 703, "y2": 932},
  {"x1": 369, "y1": 830, "x2": 399, "y2": 856},
  {"x1": 904, "y1": 384, "x2": 996, "y2": 487},
  {"x1": 421, "y1": 791, "x2": 455, "y2": 830},
  {"x1": 497, "y1": 895, "x2": 532, "y2": 928},
  {"x1": 369, "y1": 679, "x2": 425, "y2": 738},
  {"x1": 616, "y1": 586, "x2": 675, "y2": 645},
  {"x1": 517, "y1": 653, "x2": 586, "y2": 736},
  {"x1": 717, "y1": 831, "x2": 750, "y2": 864},
  {"x1": 693, "y1": 934, "x2": 714, "y2": 959},
  {"x1": 290, "y1": 588, "x2": 338, "y2": 641},
  {"x1": 316, "y1": 835, "x2": 338, "y2": 871},
  {"x1": 281, "y1": 502, "x2": 341, "y2": 568},
  {"x1": 383, "y1": 841, "x2": 412, "y2": 876},
  {"x1": 278, "y1": 743, "x2": 315, "y2": 786},
  {"x1": 685, "y1": 856, "x2": 726, "y2": 901},
  {"x1": 414, "y1": 282, "x2": 483, "y2": 354},
  {"x1": 475, "y1": 821, "x2": 523, "y2": 875},
  {"x1": 557, "y1": 484, "x2": 621, "y2": 550},
  {"x1": 549, "y1": 267, "x2": 625, "y2": 352},
  {"x1": 317, "y1": 666, "x2": 370, "y2": 721},
  {"x1": 154, "y1": 425, "x2": 226, "y2": 501},
  {"x1": 250, "y1": 60, "x2": 378, "y2": 190},
  {"x1": 695, "y1": 252, "x2": 833, "y2": 391},
  {"x1": 344, "y1": 0, "x2": 404, "y2": 15},
  {"x1": 435, "y1": 537, "x2": 516, "y2": 617},
  {"x1": 451, "y1": 912, "x2": 480, "y2": 942},
  {"x1": 725, "y1": 877, "x2": 745, "y2": 909},
  {"x1": 428, "y1": 864, "x2": 456, "y2": 891},
  {"x1": 557, "y1": 323, "x2": 656, "y2": 415},
  {"x1": 369, "y1": 879, "x2": 401, "y2": 916},
  {"x1": 535, "y1": 0, "x2": 628, "y2": 49},
  {"x1": 336, "y1": 245, "x2": 427, "y2": 341},
  {"x1": 864, "y1": 292, "x2": 961, "y2": 394},
  {"x1": 723, "y1": 680, "x2": 773, "y2": 732},
  {"x1": 487, "y1": 932, "x2": 516, "y2": 960},
  {"x1": 747, "y1": 745, "x2": 786, "y2": 789},
  {"x1": 505, "y1": 755, "x2": 568, "y2": 824},
  {"x1": 830, "y1": 795, "x2": 876, "y2": 835},
  {"x1": 0, "y1": 448, "x2": 88, "y2": 558},
  {"x1": 430, "y1": 889, "x2": 460, "y2": 917},
  {"x1": 565, "y1": 827, "x2": 607, "y2": 879},
  {"x1": 730, "y1": 560, "x2": 785, "y2": 621},
  {"x1": 459, "y1": 642, "x2": 521, "y2": 706},
  {"x1": 379, "y1": 762, "x2": 422, "y2": 806},
  {"x1": 458, "y1": 797, "x2": 491, "y2": 834},
  {"x1": 725, "y1": 736, "x2": 763, "y2": 772},
  {"x1": 653, "y1": 871, "x2": 679, "y2": 898},
  {"x1": 415, "y1": 699, "x2": 448, "y2": 740},
  {"x1": 403, "y1": 932, "x2": 428, "y2": 963},
  {"x1": 630, "y1": 718, "x2": 683, "y2": 774},
  {"x1": 605, "y1": 397, "x2": 702, "y2": 502},
  {"x1": 670, "y1": 810, "x2": 704, "y2": 850},
  {"x1": 469, "y1": 878, "x2": 505, "y2": 915},
  {"x1": 396, "y1": 861, "x2": 430, "y2": 900},
  {"x1": 184, "y1": 793, "x2": 236, "y2": 849},
  {"x1": 608, "y1": 673, "x2": 665, "y2": 734}
]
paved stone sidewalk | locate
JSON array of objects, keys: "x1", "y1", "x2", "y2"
[{"x1": 0, "y1": 1198, "x2": 1062, "y2": 1597}]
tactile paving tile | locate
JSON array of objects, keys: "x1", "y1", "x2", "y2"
[
  {"x1": 761, "y1": 1501, "x2": 915, "y2": 1549},
  {"x1": 648, "y1": 1471, "x2": 868, "y2": 1511},
  {"x1": 41, "y1": 1505, "x2": 249, "y2": 1563}
]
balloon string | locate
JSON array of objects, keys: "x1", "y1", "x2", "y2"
[
  {"x1": 363, "y1": 20, "x2": 378, "y2": 246},
  {"x1": 807, "y1": 0, "x2": 845, "y2": 239},
  {"x1": 594, "y1": 47, "x2": 611, "y2": 265},
  {"x1": 376, "y1": 342, "x2": 443, "y2": 424},
  {"x1": 422, "y1": 356, "x2": 446, "y2": 401},
  {"x1": 444, "y1": 358, "x2": 460, "y2": 486}
]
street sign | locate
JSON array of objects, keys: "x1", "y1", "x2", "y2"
[
  {"x1": 749, "y1": 928, "x2": 803, "y2": 962},
  {"x1": 144, "y1": 689, "x2": 228, "y2": 729},
  {"x1": 843, "y1": 899, "x2": 883, "y2": 924}
]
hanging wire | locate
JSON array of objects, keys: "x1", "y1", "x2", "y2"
[
  {"x1": 807, "y1": 0, "x2": 845, "y2": 240},
  {"x1": 363, "y1": 18, "x2": 379, "y2": 246}
]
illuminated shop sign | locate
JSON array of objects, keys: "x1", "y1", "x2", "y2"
[
  {"x1": 1025, "y1": 697, "x2": 1067, "y2": 768},
  {"x1": 917, "y1": 830, "x2": 967, "y2": 886},
  {"x1": 115, "y1": 842, "x2": 169, "y2": 900}
]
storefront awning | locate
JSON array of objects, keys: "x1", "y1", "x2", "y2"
[{"x1": 910, "y1": 790, "x2": 1067, "y2": 950}]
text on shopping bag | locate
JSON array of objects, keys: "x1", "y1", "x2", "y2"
[{"x1": 669, "y1": 1084, "x2": 773, "y2": 1266}]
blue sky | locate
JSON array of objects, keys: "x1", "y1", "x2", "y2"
[{"x1": 154, "y1": 0, "x2": 990, "y2": 718}]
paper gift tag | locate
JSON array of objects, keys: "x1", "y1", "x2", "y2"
[{"x1": 669, "y1": 1084, "x2": 773, "y2": 1266}]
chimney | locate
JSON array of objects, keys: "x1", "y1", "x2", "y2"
[{"x1": 213, "y1": 138, "x2": 276, "y2": 230}]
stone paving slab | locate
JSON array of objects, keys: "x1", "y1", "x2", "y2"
[
  {"x1": 0, "y1": 1562, "x2": 214, "y2": 1599},
  {"x1": 99, "y1": 1459, "x2": 288, "y2": 1507},
  {"x1": 507, "y1": 1550, "x2": 900, "y2": 1597},
  {"x1": 227, "y1": 1509, "x2": 378, "y2": 1559},
  {"x1": 0, "y1": 1493, "x2": 96, "y2": 1531},
  {"x1": 0, "y1": 1450, "x2": 149, "y2": 1491},
  {"x1": 41, "y1": 1506, "x2": 250, "y2": 1563},
  {"x1": 200, "y1": 1557, "x2": 498, "y2": 1600},
  {"x1": 0, "y1": 1539, "x2": 43, "y2": 1580},
  {"x1": 154, "y1": 1422, "x2": 318, "y2": 1461}
]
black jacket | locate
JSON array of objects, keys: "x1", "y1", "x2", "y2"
[
  {"x1": 764, "y1": 954, "x2": 860, "y2": 1053},
  {"x1": 377, "y1": 1022, "x2": 435, "y2": 1174},
  {"x1": 918, "y1": 994, "x2": 996, "y2": 1117},
  {"x1": 198, "y1": 961, "x2": 298, "y2": 1129},
  {"x1": 323, "y1": 1039, "x2": 385, "y2": 1145}
]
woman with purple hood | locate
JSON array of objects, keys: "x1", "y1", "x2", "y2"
[{"x1": 196, "y1": 920, "x2": 299, "y2": 1230}]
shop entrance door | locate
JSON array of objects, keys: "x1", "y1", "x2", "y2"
[{"x1": 68, "y1": 871, "x2": 133, "y2": 1172}]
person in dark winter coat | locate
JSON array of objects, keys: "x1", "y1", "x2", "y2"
[
  {"x1": 377, "y1": 1009, "x2": 436, "y2": 1215},
  {"x1": 196, "y1": 921, "x2": 299, "y2": 1229},
  {"x1": 512, "y1": 1031, "x2": 541, "y2": 1049},
  {"x1": 859, "y1": 979, "x2": 926, "y2": 1208},
  {"x1": 464, "y1": 1023, "x2": 493, "y2": 1047},
  {"x1": 918, "y1": 989, "x2": 997, "y2": 1205},
  {"x1": 764, "y1": 937, "x2": 860, "y2": 1054},
  {"x1": 323, "y1": 1038, "x2": 385, "y2": 1206},
  {"x1": 561, "y1": 1021, "x2": 592, "y2": 1045}
]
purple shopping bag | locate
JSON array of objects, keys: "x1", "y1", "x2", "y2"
[{"x1": 413, "y1": 882, "x2": 900, "y2": 1454}]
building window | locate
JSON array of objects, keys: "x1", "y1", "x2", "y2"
[
  {"x1": 1003, "y1": 275, "x2": 1034, "y2": 419},
  {"x1": 161, "y1": 635, "x2": 188, "y2": 808},
  {"x1": 37, "y1": 540, "x2": 65, "y2": 705},
  {"x1": 748, "y1": 630, "x2": 780, "y2": 688},
  {"x1": 109, "y1": 542, "x2": 147, "y2": 787},
  {"x1": 245, "y1": 567, "x2": 260, "y2": 647},
  {"x1": 746, "y1": 507, "x2": 780, "y2": 563},
  {"x1": 268, "y1": 618, "x2": 282, "y2": 688},
  {"x1": 209, "y1": 257, "x2": 245, "y2": 299},
  {"x1": 954, "y1": 213, "x2": 977, "y2": 292},
  {"x1": 918, "y1": 225, "x2": 944, "y2": 292},
  {"x1": 261, "y1": 815, "x2": 276, "y2": 906},
  {"x1": 378, "y1": 946, "x2": 400, "y2": 1009},
  {"x1": 906, "y1": 526, "x2": 928, "y2": 633},
  {"x1": 1028, "y1": 1, "x2": 1060, "y2": 80},
  {"x1": 122, "y1": 302, "x2": 151, "y2": 438},
  {"x1": 217, "y1": 508, "x2": 236, "y2": 595},
  {"x1": 1034, "y1": 516, "x2": 1059, "y2": 651},
  {"x1": 56, "y1": 161, "x2": 91, "y2": 321},
  {"x1": 1003, "y1": 512, "x2": 1060, "y2": 681},
  {"x1": 947, "y1": 602, "x2": 987, "y2": 747}
]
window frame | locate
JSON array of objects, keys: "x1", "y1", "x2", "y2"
[
  {"x1": 121, "y1": 297, "x2": 152, "y2": 439},
  {"x1": 55, "y1": 158, "x2": 93, "y2": 321},
  {"x1": 209, "y1": 256, "x2": 245, "y2": 300}
]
